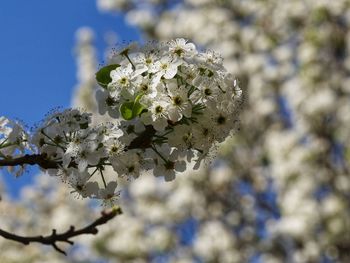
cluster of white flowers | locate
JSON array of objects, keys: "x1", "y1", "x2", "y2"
[
  {"x1": 30, "y1": 108, "x2": 124, "y2": 202},
  {"x1": 0, "y1": 117, "x2": 29, "y2": 176},
  {"x1": 95, "y1": 39, "x2": 242, "y2": 180},
  {"x1": 0, "y1": 117, "x2": 28, "y2": 158}
]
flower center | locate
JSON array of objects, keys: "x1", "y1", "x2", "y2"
[
  {"x1": 173, "y1": 96, "x2": 182, "y2": 106},
  {"x1": 203, "y1": 128, "x2": 209, "y2": 136},
  {"x1": 111, "y1": 145, "x2": 119, "y2": 153},
  {"x1": 216, "y1": 115, "x2": 226, "y2": 125},
  {"x1": 141, "y1": 84, "x2": 149, "y2": 92},
  {"x1": 155, "y1": 105, "x2": 163, "y2": 113},
  {"x1": 174, "y1": 48, "x2": 184, "y2": 56},
  {"x1": 164, "y1": 161, "x2": 175, "y2": 170},
  {"x1": 204, "y1": 88, "x2": 212, "y2": 96},
  {"x1": 128, "y1": 166, "x2": 135, "y2": 173},
  {"x1": 120, "y1": 77, "x2": 128, "y2": 85}
]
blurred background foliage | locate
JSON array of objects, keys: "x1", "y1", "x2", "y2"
[{"x1": 1, "y1": 0, "x2": 350, "y2": 262}]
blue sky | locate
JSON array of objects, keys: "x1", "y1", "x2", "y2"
[{"x1": 0, "y1": 0, "x2": 140, "y2": 198}]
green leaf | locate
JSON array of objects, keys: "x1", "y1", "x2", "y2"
[
  {"x1": 119, "y1": 95, "x2": 145, "y2": 120},
  {"x1": 95, "y1": 64, "x2": 120, "y2": 88},
  {"x1": 120, "y1": 102, "x2": 134, "y2": 120},
  {"x1": 132, "y1": 94, "x2": 145, "y2": 118},
  {"x1": 132, "y1": 101, "x2": 144, "y2": 117}
]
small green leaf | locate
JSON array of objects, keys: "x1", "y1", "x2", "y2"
[
  {"x1": 96, "y1": 64, "x2": 120, "y2": 88},
  {"x1": 132, "y1": 101, "x2": 144, "y2": 117},
  {"x1": 119, "y1": 95, "x2": 145, "y2": 120},
  {"x1": 134, "y1": 93, "x2": 143, "y2": 102},
  {"x1": 120, "y1": 101, "x2": 134, "y2": 120},
  {"x1": 132, "y1": 94, "x2": 145, "y2": 118}
]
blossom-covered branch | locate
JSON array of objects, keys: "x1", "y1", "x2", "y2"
[
  {"x1": 1, "y1": 39, "x2": 242, "y2": 204},
  {"x1": 0, "y1": 207, "x2": 122, "y2": 255}
]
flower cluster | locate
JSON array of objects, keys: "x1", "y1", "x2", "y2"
[
  {"x1": 95, "y1": 38, "x2": 242, "y2": 180},
  {"x1": 31, "y1": 109, "x2": 124, "y2": 202},
  {"x1": 0, "y1": 117, "x2": 28, "y2": 159}
]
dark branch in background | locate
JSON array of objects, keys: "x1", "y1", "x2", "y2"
[{"x1": 0, "y1": 207, "x2": 122, "y2": 255}]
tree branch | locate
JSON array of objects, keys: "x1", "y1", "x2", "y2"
[
  {"x1": 0, "y1": 126, "x2": 157, "y2": 171},
  {"x1": 0, "y1": 206, "x2": 122, "y2": 255},
  {"x1": 0, "y1": 154, "x2": 59, "y2": 169}
]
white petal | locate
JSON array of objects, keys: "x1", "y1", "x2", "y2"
[
  {"x1": 78, "y1": 159, "x2": 88, "y2": 172},
  {"x1": 163, "y1": 65, "x2": 178, "y2": 79}
]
